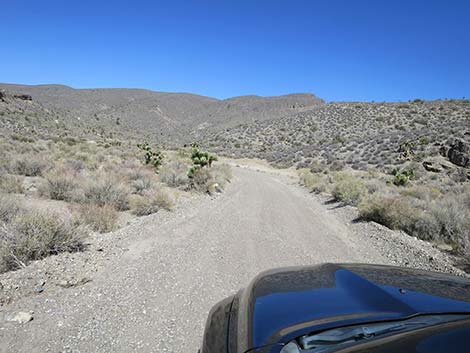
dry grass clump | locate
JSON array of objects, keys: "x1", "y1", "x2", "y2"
[
  {"x1": 83, "y1": 178, "x2": 130, "y2": 211},
  {"x1": 0, "y1": 210, "x2": 86, "y2": 273},
  {"x1": 126, "y1": 168, "x2": 155, "y2": 195},
  {"x1": 76, "y1": 204, "x2": 118, "y2": 233},
  {"x1": 428, "y1": 188, "x2": 470, "y2": 252},
  {"x1": 0, "y1": 194, "x2": 22, "y2": 223},
  {"x1": 39, "y1": 170, "x2": 79, "y2": 201},
  {"x1": 358, "y1": 185, "x2": 470, "y2": 256},
  {"x1": 190, "y1": 168, "x2": 212, "y2": 193},
  {"x1": 358, "y1": 195, "x2": 421, "y2": 234},
  {"x1": 130, "y1": 189, "x2": 174, "y2": 216},
  {"x1": 210, "y1": 164, "x2": 233, "y2": 188},
  {"x1": 0, "y1": 174, "x2": 24, "y2": 193},
  {"x1": 159, "y1": 160, "x2": 189, "y2": 187},
  {"x1": 10, "y1": 156, "x2": 49, "y2": 176}
]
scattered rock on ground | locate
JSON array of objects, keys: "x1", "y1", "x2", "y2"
[{"x1": 4, "y1": 311, "x2": 33, "y2": 324}]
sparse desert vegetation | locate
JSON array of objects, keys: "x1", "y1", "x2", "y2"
[
  {"x1": 204, "y1": 99, "x2": 469, "y2": 265},
  {"x1": 298, "y1": 167, "x2": 470, "y2": 260},
  {"x1": 0, "y1": 93, "x2": 232, "y2": 273},
  {"x1": 1, "y1": 86, "x2": 469, "y2": 273}
]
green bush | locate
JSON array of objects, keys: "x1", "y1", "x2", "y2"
[
  {"x1": 332, "y1": 174, "x2": 367, "y2": 205},
  {"x1": 391, "y1": 168, "x2": 415, "y2": 186},
  {"x1": 188, "y1": 143, "x2": 218, "y2": 179}
]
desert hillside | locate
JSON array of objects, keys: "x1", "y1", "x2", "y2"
[{"x1": 0, "y1": 83, "x2": 324, "y2": 144}]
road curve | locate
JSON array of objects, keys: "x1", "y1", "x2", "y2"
[{"x1": 1, "y1": 166, "x2": 392, "y2": 353}]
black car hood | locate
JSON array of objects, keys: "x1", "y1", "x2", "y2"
[{"x1": 235, "y1": 263, "x2": 470, "y2": 351}]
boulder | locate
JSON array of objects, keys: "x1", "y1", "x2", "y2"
[
  {"x1": 422, "y1": 161, "x2": 442, "y2": 173},
  {"x1": 448, "y1": 139, "x2": 470, "y2": 167},
  {"x1": 0, "y1": 90, "x2": 5, "y2": 101},
  {"x1": 440, "y1": 139, "x2": 470, "y2": 168}
]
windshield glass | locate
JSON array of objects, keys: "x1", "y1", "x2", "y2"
[{"x1": 281, "y1": 314, "x2": 470, "y2": 353}]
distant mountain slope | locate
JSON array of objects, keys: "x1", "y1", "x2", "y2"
[
  {"x1": 0, "y1": 83, "x2": 324, "y2": 143},
  {"x1": 204, "y1": 100, "x2": 470, "y2": 171}
]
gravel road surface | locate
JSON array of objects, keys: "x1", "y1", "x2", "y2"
[{"x1": 0, "y1": 166, "x2": 459, "y2": 353}]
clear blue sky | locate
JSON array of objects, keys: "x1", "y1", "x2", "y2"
[{"x1": 1, "y1": 0, "x2": 469, "y2": 101}]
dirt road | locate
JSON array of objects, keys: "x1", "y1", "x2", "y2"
[{"x1": 0, "y1": 166, "x2": 448, "y2": 352}]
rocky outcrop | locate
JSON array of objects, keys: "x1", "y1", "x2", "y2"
[
  {"x1": 422, "y1": 160, "x2": 442, "y2": 173},
  {"x1": 440, "y1": 139, "x2": 470, "y2": 168},
  {"x1": 13, "y1": 94, "x2": 32, "y2": 101},
  {"x1": 0, "y1": 90, "x2": 5, "y2": 101}
]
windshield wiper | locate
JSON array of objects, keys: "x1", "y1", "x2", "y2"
[{"x1": 294, "y1": 314, "x2": 469, "y2": 352}]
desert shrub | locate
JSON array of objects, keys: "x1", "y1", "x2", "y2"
[
  {"x1": 0, "y1": 212, "x2": 86, "y2": 273},
  {"x1": 39, "y1": 171, "x2": 79, "y2": 201},
  {"x1": 0, "y1": 194, "x2": 22, "y2": 223},
  {"x1": 131, "y1": 177, "x2": 152, "y2": 195},
  {"x1": 391, "y1": 168, "x2": 415, "y2": 186},
  {"x1": 332, "y1": 174, "x2": 367, "y2": 205},
  {"x1": 0, "y1": 174, "x2": 24, "y2": 193},
  {"x1": 125, "y1": 168, "x2": 155, "y2": 195},
  {"x1": 10, "y1": 156, "x2": 48, "y2": 176},
  {"x1": 191, "y1": 168, "x2": 213, "y2": 193},
  {"x1": 429, "y1": 190, "x2": 470, "y2": 253},
  {"x1": 358, "y1": 195, "x2": 421, "y2": 233},
  {"x1": 64, "y1": 159, "x2": 86, "y2": 173},
  {"x1": 159, "y1": 160, "x2": 189, "y2": 187},
  {"x1": 83, "y1": 178, "x2": 130, "y2": 210},
  {"x1": 309, "y1": 161, "x2": 327, "y2": 174},
  {"x1": 130, "y1": 189, "x2": 174, "y2": 216},
  {"x1": 299, "y1": 169, "x2": 327, "y2": 193},
  {"x1": 76, "y1": 205, "x2": 118, "y2": 233},
  {"x1": 364, "y1": 179, "x2": 384, "y2": 194},
  {"x1": 399, "y1": 186, "x2": 441, "y2": 202}
]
